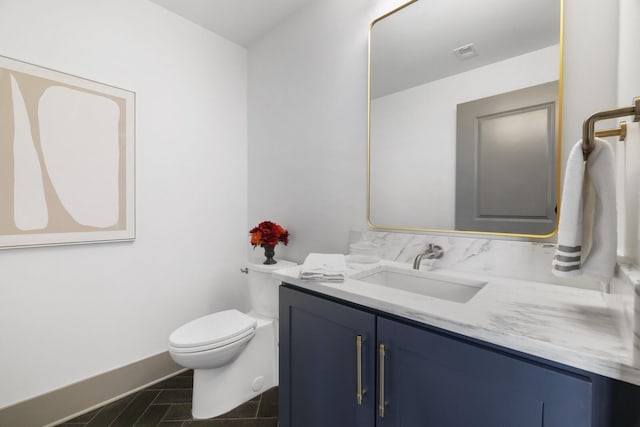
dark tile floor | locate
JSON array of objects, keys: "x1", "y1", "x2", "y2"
[{"x1": 56, "y1": 370, "x2": 279, "y2": 427}]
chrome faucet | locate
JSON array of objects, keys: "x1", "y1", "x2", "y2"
[{"x1": 413, "y1": 244, "x2": 444, "y2": 269}]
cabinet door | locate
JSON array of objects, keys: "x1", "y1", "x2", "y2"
[
  {"x1": 377, "y1": 317, "x2": 591, "y2": 427},
  {"x1": 280, "y1": 286, "x2": 376, "y2": 427}
]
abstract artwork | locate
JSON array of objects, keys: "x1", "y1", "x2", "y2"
[{"x1": 0, "y1": 56, "x2": 135, "y2": 248}]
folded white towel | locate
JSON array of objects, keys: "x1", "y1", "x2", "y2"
[
  {"x1": 300, "y1": 253, "x2": 346, "y2": 282},
  {"x1": 552, "y1": 138, "x2": 617, "y2": 283}
]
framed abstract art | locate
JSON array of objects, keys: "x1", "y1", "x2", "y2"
[{"x1": 0, "y1": 55, "x2": 135, "y2": 248}]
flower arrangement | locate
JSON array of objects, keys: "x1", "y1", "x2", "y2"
[
  {"x1": 249, "y1": 221, "x2": 289, "y2": 248},
  {"x1": 250, "y1": 221, "x2": 289, "y2": 265}
]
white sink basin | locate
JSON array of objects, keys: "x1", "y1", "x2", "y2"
[{"x1": 351, "y1": 266, "x2": 486, "y2": 303}]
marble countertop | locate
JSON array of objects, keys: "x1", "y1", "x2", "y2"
[{"x1": 273, "y1": 260, "x2": 640, "y2": 386}]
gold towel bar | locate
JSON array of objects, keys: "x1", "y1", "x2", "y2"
[
  {"x1": 583, "y1": 97, "x2": 640, "y2": 160},
  {"x1": 594, "y1": 121, "x2": 627, "y2": 141}
]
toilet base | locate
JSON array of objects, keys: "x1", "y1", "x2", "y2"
[{"x1": 191, "y1": 316, "x2": 277, "y2": 419}]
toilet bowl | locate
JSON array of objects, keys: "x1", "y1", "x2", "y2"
[
  {"x1": 168, "y1": 309, "x2": 256, "y2": 370},
  {"x1": 168, "y1": 259, "x2": 296, "y2": 419}
]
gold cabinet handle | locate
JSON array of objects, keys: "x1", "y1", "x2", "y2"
[
  {"x1": 378, "y1": 343, "x2": 387, "y2": 418},
  {"x1": 356, "y1": 335, "x2": 365, "y2": 404}
]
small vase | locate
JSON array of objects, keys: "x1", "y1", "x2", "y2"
[{"x1": 263, "y1": 245, "x2": 276, "y2": 265}]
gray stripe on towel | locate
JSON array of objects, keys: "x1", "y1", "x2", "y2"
[
  {"x1": 557, "y1": 244, "x2": 582, "y2": 253},
  {"x1": 554, "y1": 255, "x2": 581, "y2": 263},
  {"x1": 553, "y1": 264, "x2": 581, "y2": 272}
]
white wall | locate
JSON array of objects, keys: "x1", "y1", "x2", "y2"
[
  {"x1": 0, "y1": 0, "x2": 247, "y2": 409},
  {"x1": 617, "y1": 0, "x2": 640, "y2": 263},
  {"x1": 371, "y1": 46, "x2": 559, "y2": 229},
  {"x1": 248, "y1": 0, "x2": 619, "y2": 263},
  {"x1": 248, "y1": 0, "x2": 408, "y2": 262}
]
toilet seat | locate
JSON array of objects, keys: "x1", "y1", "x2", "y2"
[
  {"x1": 169, "y1": 309, "x2": 256, "y2": 354},
  {"x1": 169, "y1": 328, "x2": 255, "y2": 354}
]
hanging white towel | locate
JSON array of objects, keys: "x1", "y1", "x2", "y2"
[
  {"x1": 552, "y1": 138, "x2": 617, "y2": 283},
  {"x1": 300, "y1": 253, "x2": 346, "y2": 282}
]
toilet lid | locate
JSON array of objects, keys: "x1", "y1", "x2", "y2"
[{"x1": 169, "y1": 309, "x2": 256, "y2": 349}]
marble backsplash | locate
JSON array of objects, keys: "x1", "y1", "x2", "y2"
[{"x1": 355, "y1": 230, "x2": 603, "y2": 290}]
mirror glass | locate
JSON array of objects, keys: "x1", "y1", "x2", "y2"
[{"x1": 368, "y1": 0, "x2": 563, "y2": 237}]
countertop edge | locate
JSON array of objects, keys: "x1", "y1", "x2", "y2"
[{"x1": 274, "y1": 265, "x2": 640, "y2": 387}]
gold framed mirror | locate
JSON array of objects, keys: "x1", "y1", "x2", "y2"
[{"x1": 367, "y1": 0, "x2": 564, "y2": 238}]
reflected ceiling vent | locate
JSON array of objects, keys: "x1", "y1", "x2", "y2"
[{"x1": 453, "y1": 43, "x2": 478, "y2": 60}]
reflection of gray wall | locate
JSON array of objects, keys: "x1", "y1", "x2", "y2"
[{"x1": 370, "y1": 45, "x2": 558, "y2": 229}]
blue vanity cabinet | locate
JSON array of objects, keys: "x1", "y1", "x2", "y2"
[
  {"x1": 377, "y1": 317, "x2": 590, "y2": 427},
  {"x1": 279, "y1": 285, "x2": 376, "y2": 427},
  {"x1": 280, "y1": 284, "x2": 640, "y2": 427}
]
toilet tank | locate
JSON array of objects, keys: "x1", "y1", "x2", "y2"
[{"x1": 247, "y1": 259, "x2": 297, "y2": 318}]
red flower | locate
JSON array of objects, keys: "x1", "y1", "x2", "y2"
[{"x1": 249, "y1": 221, "x2": 289, "y2": 248}]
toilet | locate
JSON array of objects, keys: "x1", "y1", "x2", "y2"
[{"x1": 168, "y1": 259, "x2": 297, "y2": 419}]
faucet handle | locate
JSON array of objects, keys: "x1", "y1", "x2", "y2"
[{"x1": 431, "y1": 245, "x2": 444, "y2": 259}]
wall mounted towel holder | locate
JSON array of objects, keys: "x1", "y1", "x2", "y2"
[
  {"x1": 595, "y1": 121, "x2": 627, "y2": 142},
  {"x1": 583, "y1": 97, "x2": 640, "y2": 160}
]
